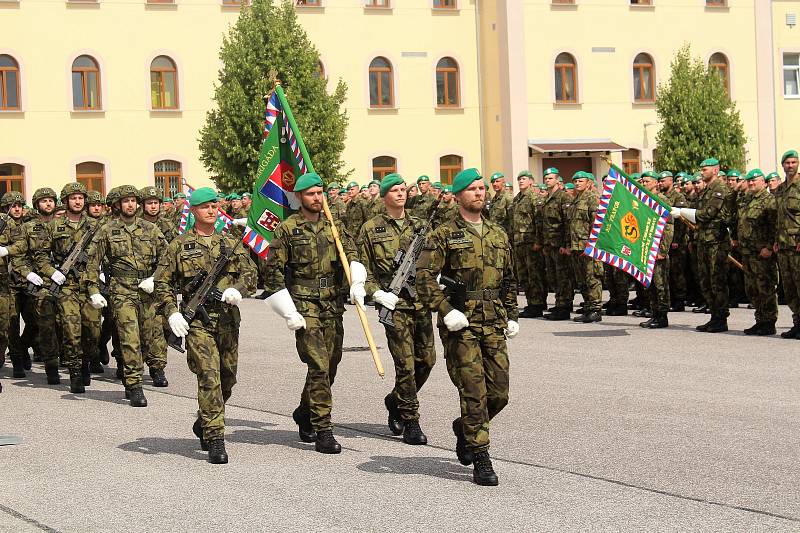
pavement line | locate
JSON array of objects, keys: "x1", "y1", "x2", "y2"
[
  {"x1": 0, "y1": 503, "x2": 64, "y2": 533},
  {"x1": 120, "y1": 385, "x2": 800, "y2": 524}
]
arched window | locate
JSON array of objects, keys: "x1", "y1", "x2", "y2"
[
  {"x1": 369, "y1": 57, "x2": 394, "y2": 108},
  {"x1": 150, "y1": 56, "x2": 178, "y2": 109},
  {"x1": 0, "y1": 55, "x2": 20, "y2": 110},
  {"x1": 72, "y1": 55, "x2": 101, "y2": 110},
  {"x1": 76, "y1": 162, "x2": 105, "y2": 195},
  {"x1": 154, "y1": 160, "x2": 183, "y2": 197},
  {"x1": 633, "y1": 53, "x2": 655, "y2": 102},
  {"x1": 0, "y1": 163, "x2": 25, "y2": 196},
  {"x1": 709, "y1": 52, "x2": 730, "y2": 95},
  {"x1": 554, "y1": 53, "x2": 577, "y2": 103},
  {"x1": 436, "y1": 57, "x2": 460, "y2": 107},
  {"x1": 372, "y1": 156, "x2": 396, "y2": 180},
  {"x1": 439, "y1": 155, "x2": 463, "y2": 185}
]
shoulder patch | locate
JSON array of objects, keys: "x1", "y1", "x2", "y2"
[
  {"x1": 184, "y1": 243, "x2": 195, "y2": 251},
  {"x1": 291, "y1": 227, "x2": 303, "y2": 236},
  {"x1": 374, "y1": 226, "x2": 386, "y2": 234},
  {"x1": 112, "y1": 230, "x2": 121, "y2": 235},
  {"x1": 449, "y1": 231, "x2": 465, "y2": 239}
]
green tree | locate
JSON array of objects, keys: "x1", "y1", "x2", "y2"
[
  {"x1": 654, "y1": 45, "x2": 747, "y2": 173},
  {"x1": 199, "y1": 0, "x2": 350, "y2": 192}
]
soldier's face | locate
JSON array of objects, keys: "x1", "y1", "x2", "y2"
[
  {"x1": 144, "y1": 198, "x2": 160, "y2": 216},
  {"x1": 700, "y1": 166, "x2": 717, "y2": 181},
  {"x1": 119, "y1": 197, "x2": 138, "y2": 217},
  {"x1": 37, "y1": 198, "x2": 55, "y2": 215},
  {"x1": 164, "y1": 201, "x2": 174, "y2": 211},
  {"x1": 8, "y1": 203, "x2": 24, "y2": 219},
  {"x1": 175, "y1": 198, "x2": 186, "y2": 209},
  {"x1": 517, "y1": 176, "x2": 531, "y2": 191},
  {"x1": 298, "y1": 186, "x2": 323, "y2": 214},
  {"x1": 749, "y1": 177, "x2": 766, "y2": 193},
  {"x1": 574, "y1": 178, "x2": 590, "y2": 192},
  {"x1": 418, "y1": 182, "x2": 431, "y2": 194},
  {"x1": 408, "y1": 187, "x2": 418, "y2": 197},
  {"x1": 67, "y1": 193, "x2": 85, "y2": 214},
  {"x1": 368, "y1": 184, "x2": 380, "y2": 197},
  {"x1": 457, "y1": 181, "x2": 486, "y2": 213},
  {"x1": 88, "y1": 203, "x2": 104, "y2": 217},
  {"x1": 641, "y1": 178, "x2": 658, "y2": 192},
  {"x1": 243, "y1": 198, "x2": 251, "y2": 208},
  {"x1": 492, "y1": 179, "x2": 504, "y2": 192},
  {"x1": 433, "y1": 188, "x2": 441, "y2": 199},
  {"x1": 383, "y1": 184, "x2": 406, "y2": 209},
  {"x1": 191, "y1": 201, "x2": 218, "y2": 225},
  {"x1": 768, "y1": 178, "x2": 780, "y2": 191},
  {"x1": 231, "y1": 199, "x2": 242, "y2": 210},
  {"x1": 544, "y1": 174, "x2": 558, "y2": 189},
  {"x1": 328, "y1": 189, "x2": 339, "y2": 200},
  {"x1": 783, "y1": 157, "x2": 798, "y2": 178},
  {"x1": 659, "y1": 177, "x2": 672, "y2": 191}
]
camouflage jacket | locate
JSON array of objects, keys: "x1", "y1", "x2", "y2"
[
  {"x1": 155, "y1": 228, "x2": 256, "y2": 328},
  {"x1": 412, "y1": 194, "x2": 437, "y2": 220},
  {"x1": 694, "y1": 178, "x2": 733, "y2": 243},
  {"x1": 264, "y1": 213, "x2": 356, "y2": 318},
  {"x1": 664, "y1": 188, "x2": 688, "y2": 247},
  {"x1": 36, "y1": 214, "x2": 100, "y2": 293},
  {"x1": 509, "y1": 188, "x2": 535, "y2": 245},
  {"x1": 8, "y1": 216, "x2": 51, "y2": 290},
  {"x1": 776, "y1": 178, "x2": 800, "y2": 249},
  {"x1": 531, "y1": 194, "x2": 546, "y2": 247},
  {"x1": 566, "y1": 189, "x2": 598, "y2": 252},
  {"x1": 416, "y1": 215, "x2": 518, "y2": 326},
  {"x1": 344, "y1": 196, "x2": 369, "y2": 238},
  {"x1": 431, "y1": 201, "x2": 458, "y2": 228},
  {"x1": 739, "y1": 188, "x2": 777, "y2": 252},
  {"x1": 540, "y1": 188, "x2": 568, "y2": 248},
  {"x1": 327, "y1": 197, "x2": 347, "y2": 227},
  {"x1": 0, "y1": 214, "x2": 22, "y2": 289},
  {"x1": 653, "y1": 191, "x2": 674, "y2": 256},
  {"x1": 357, "y1": 212, "x2": 426, "y2": 311},
  {"x1": 87, "y1": 217, "x2": 167, "y2": 296},
  {"x1": 487, "y1": 189, "x2": 511, "y2": 235}
]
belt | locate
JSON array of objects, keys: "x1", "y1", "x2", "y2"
[
  {"x1": 465, "y1": 289, "x2": 500, "y2": 300},
  {"x1": 292, "y1": 276, "x2": 337, "y2": 289},
  {"x1": 110, "y1": 268, "x2": 152, "y2": 279}
]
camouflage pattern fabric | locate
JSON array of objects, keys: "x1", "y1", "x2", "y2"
[
  {"x1": 567, "y1": 188, "x2": 603, "y2": 312},
  {"x1": 775, "y1": 179, "x2": 800, "y2": 324},
  {"x1": 694, "y1": 179, "x2": 734, "y2": 315}
]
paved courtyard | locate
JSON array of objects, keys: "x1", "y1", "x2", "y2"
[{"x1": 1, "y1": 295, "x2": 799, "y2": 532}]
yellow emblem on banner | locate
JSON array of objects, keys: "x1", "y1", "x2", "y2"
[
  {"x1": 621, "y1": 212, "x2": 640, "y2": 244},
  {"x1": 282, "y1": 169, "x2": 296, "y2": 189}
]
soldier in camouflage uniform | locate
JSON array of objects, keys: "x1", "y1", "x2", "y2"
[
  {"x1": 172, "y1": 192, "x2": 188, "y2": 226},
  {"x1": 487, "y1": 172, "x2": 511, "y2": 236},
  {"x1": 530, "y1": 184, "x2": 549, "y2": 312},
  {"x1": 86, "y1": 191, "x2": 105, "y2": 220},
  {"x1": 775, "y1": 150, "x2": 800, "y2": 339},
  {"x1": 343, "y1": 183, "x2": 369, "y2": 239},
  {"x1": 659, "y1": 172, "x2": 689, "y2": 311},
  {"x1": 326, "y1": 183, "x2": 346, "y2": 226},
  {"x1": 35, "y1": 183, "x2": 101, "y2": 393},
  {"x1": 638, "y1": 172, "x2": 674, "y2": 328},
  {"x1": 737, "y1": 169, "x2": 778, "y2": 335},
  {"x1": 354, "y1": 173, "x2": 436, "y2": 445},
  {"x1": 411, "y1": 176, "x2": 437, "y2": 220},
  {"x1": 3, "y1": 191, "x2": 35, "y2": 375},
  {"x1": 430, "y1": 185, "x2": 458, "y2": 227},
  {"x1": 538, "y1": 168, "x2": 574, "y2": 320},
  {"x1": 566, "y1": 172, "x2": 603, "y2": 323},
  {"x1": 140, "y1": 186, "x2": 177, "y2": 242},
  {"x1": 263, "y1": 173, "x2": 356, "y2": 455},
  {"x1": 156, "y1": 187, "x2": 256, "y2": 464},
  {"x1": 0, "y1": 201, "x2": 20, "y2": 376},
  {"x1": 672, "y1": 158, "x2": 734, "y2": 333},
  {"x1": 510, "y1": 171, "x2": 542, "y2": 318},
  {"x1": 416, "y1": 167, "x2": 518, "y2": 486},
  {"x1": 87, "y1": 185, "x2": 169, "y2": 407},
  {"x1": 726, "y1": 171, "x2": 747, "y2": 308}
]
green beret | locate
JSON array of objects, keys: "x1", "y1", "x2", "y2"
[
  {"x1": 452, "y1": 168, "x2": 483, "y2": 194},
  {"x1": 490, "y1": 172, "x2": 505, "y2": 183},
  {"x1": 416, "y1": 175, "x2": 430, "y2": 184},
  {"x1": 242, "y1": 192, "x2": 251, "y2": 198},
  {"x1": 379, "y1": 173, "x2": 405, "y2": 197},
  {"x1": 631, "y1": 172, "x2": 641, "y2": 182},
  {"x1": 675, "y1": 172, "x2": 686, "y2": 179},
  {"x1": 433, "y1": 182, "x2": 442, "y2": 190},
  {"x1": 558, "y1": 176, "x2": 564, "y2": 183},
  {"x1": 368, "y1": 180, "x2": 380, "y2": 187},
  {"x1": 700, "y1": 157, "x2": 719, "y2": 167},
  {"x1": 543, "y1": 167, "x2": 560, "y2": 176},
  {"x1": 326, "y1": 183, "x2": 341, "y2": 192},
  {"x1": 347, "y1": 181, "x2": 358, "y2": 189},
  {"x1": 718, "y1": 171, "x2": 727, "y2": 178},
  {"x1": 641, "y1": 171, "x2": 658, "y2": 180},
  {"x1": 189, "y1": 187, "x2": 218, "y2": 207},
  {"x1": 162, "y1": 197, "x2": 172, "y2": 203},
  {"x1": 228, "y1": 193, "x2": 242, "y2": 200},
  {"x1": 537, "y1": 184, "x2": 548, "y2": 190},
  {"x1": 293, "y1": 172, "x2": 324, "y2": 192},
  {"x1": 781, "y1": 150, "x2": 798, "y2": 163},
  {"x1": 744, "y1": 169, "x2": 764, "y2": 181},
  {"x1": 360, "y1": 185, "x2": 368, "y2": 191},
  {"x1": 174, "y1": 192, "x2": 187, "y2": 199},
  {"x1": 766, "y1": 172, "x2": 780, "y2": 182},
  {"x1": 564, "y1": 183, "x2": 575, "y2": 190},
  {"x1": 658, "y1": 171, "x2": 673, "y2": 180},
  {"x1": 573, "y1": 171, "x2": 596, "y2": 183},
  {"x1": 442, "y1": 185, "x2": 452, "y2": 193},
  {"x1": 727, "y1": 170, "x2": 740, "y2": 179},
  {"x1": 517, "y1": 170, "x2": 533, "y2": 179}
]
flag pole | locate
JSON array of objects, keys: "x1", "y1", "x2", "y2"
[{"x1": 274, "y1": 82, "x2": 385, "y2": 379}]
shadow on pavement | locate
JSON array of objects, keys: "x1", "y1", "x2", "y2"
[
  {"x1": 118, "y1": 437, "x2": 207, "y2": 461},
  {"x1": 337, "y1": 422, "x2": 399, "y2": 442},
  {"x1": 357, "y1": 455, "x2": 472, "y2": 483},
  {"x1": 60, "y1": 389, "x2": 129, "y2": 405}
]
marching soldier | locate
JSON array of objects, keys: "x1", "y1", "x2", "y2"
[
  {"x1": 0, "y1": 200, "x2": 17, "y2": 376},
  {"x1": 659, "y1": 171, "x2": 689, "y2": 311},
  {"x1": 775, "y1": 150, "x2": 800, "y2": 339},
  {"x1": 416, "y1": 167, "x2": 519, "y2": 486},
  {"x1": 539, "y1": 168, "x2": 573, "y2": 320},
  {"x1": 567, "y1": 172, "x2": 603, "y2": 323},
  {"x1": 140, "y1": 186, "x2": 177, "y2": 242},
  {"x1": 263, "y1": 173, "x2": 356, "y2": 454},
  {"x1": 3, "y1": 191, "x2": 35, "y2": 375},
  {"x1": 639, "y1": 172, "x2": 674, "y2": 328},
  {"x1": 353, "y1": 173, "x2": 436, "y2": 445},
  {"x1": 156, "y1": 187, "x2": 256, "y2": 463}
]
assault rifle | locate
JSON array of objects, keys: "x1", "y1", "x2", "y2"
[
  {"x1": 377, "y1": 202, "x2": 440, "y2": 328},
  {"x1": 166, "y1": 239, "x2": 242, "y2": 353},
  {"x1": 49, "y1": 224, "x2": 98, "y2": 297}
]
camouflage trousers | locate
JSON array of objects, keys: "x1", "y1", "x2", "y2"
[
  {"x1": 295, "y1": 315, "x2": 344, "y2": 432},
  {"x1": 142, "y1": 293, "x2": 167, "y2": 369},
  {"x1": 742, "y1": 252, "x2": 778, "y2": 324},
  {"x1": 604, "y1": 264, "x2": 629, "y2": 308},
  {"x1": 0, "y1": 288, "x2": 12, "y2": 363},
  {"x1": 186, "y1": 318, "x2": 239, "y2": 441},
  {"x1": 58, "y1": 287, "x2": 102, "y2": 370},
  {"x1": 668, "y1": 247, "x2": 687, "y2": 303},
  {"x1": 514, "y1": 242, "x2": 545, "y2": 307},
  {"x1": 440, "y1": 324, "x2": 509, "y2": 453},
  {"x1": 696, "y1": 240, "x2": 730, "y2": 316},
  {"x1": 647, "y1": 258, "x2": 671, "y2": 313},
  {"x1": 530, "y1": 250, "x2": 547, "y2": 306},
  {"x1": 544, "y1": 246, "x2": 574, "y2": 309},
  {"x1": 571, "y1": 252, "x2": 603, "y2": 312},
  {"x1": 110, "y1": 290, "x2": 164, "y2": 389},
  {"x1": 8, "y1": 290, "x2": 37, "y2": 361},
  {"x1": 31, "y1": 293, "x2": 59, "y2": 367},
  {"x1": 384, "y1": 308, "x2": 436, "y2": 422},
  {"x1": 777, "y1": 249, "x2": 800, "y2": 325}
]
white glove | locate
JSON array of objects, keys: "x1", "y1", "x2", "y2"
[
  {"x1": 26, "y1": 272, "x2": 43, "y2": 286},
  {"x1": 443, "y1": 309, "x2": 469, "y2": 332},
  {"x1": 221, "y1": 287, "x2": 242, "y2": 306},
  {"x1": 505, "y1": 320, "x2": 520, "y2": 339},
  {"x1": 51, "y1": 270, "x2": 66, "y2": 285},
  {"x1": 349, "y1": 261, "x2": 367, "y2": 284},
  {"x1": 168, "y1": 312, "x2": 189, "y2": 337},
  {"x1": 373, "y1": 289, "x2": 399, "y2": 311},
  {"x1": 138, "y1": 276, "x2": 154, "y2": 294},
  {"x1": 89, "y1": 293, "x2": 107, "y2": 309},
  {"x1": 436, "y1": 274, "x2": 445, "y2": 291},
  {"x1": 0, "y1": 246, "x2": 7, "y2": 258},
  {"x1": 232, "y1": 218, "x2": 248, "y2": 226},
  {"x1": 670, "y1": 207, "x2": 681, "y2": 219},
  {"x1": 265, "y1": 288, "x2": 306, "y2": 331},
  {"x1": 99, "y1": 272, "x2": 106, "y2": 283},
  {"x1": 679, "y1": 208, "x2": 697, "y2": 224},
  {"x1": 350, "y1": 282, "x2": 366, "y2": 308}
]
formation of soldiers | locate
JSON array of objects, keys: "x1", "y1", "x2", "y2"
[{"x1": 2, "y1": 149, "x2": 798, "y2": 487}]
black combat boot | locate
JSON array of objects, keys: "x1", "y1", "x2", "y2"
[
  {"x1": 743, "y1": 322, "x2": 761, "y2": 335},
  {"x1": 696, "y1": 317, "x2": 714, "y2": 332},
  {"x1": 692, "y1": 304, "x2": 708, "y2": 314},
  {"x1": 81, "y1": 360, "x2": 92, "y2": 386},
  {"x1": 574, "y1": 311, "x2": 601, "y2": 323},
  {"x1": 89, "y1": 360, "x2": 104, "y2": 374},
  {"x1": 472, "y1": 451, "x2": 499, "y2": 486},
  {"x1": 756, "y1": 322, "x2": 776, "y2": 336},
  {"x1": 207, "y1": 439, "x2": 228, "y2": 464},
  {"x1": 384, "y1": 395, "x2": 404, "y2": 436},
  {"x1": 192, "y1": 418, "x2": 208, "y2": 451},
  {"x1": 22, "y1": 353, "x2": 32, "y2": 370},
  {"x1": 125, "y1": 387, "x2": 148, "y2": 407},
  {"x1": 639, "y1": 317, "x2": 655, "y2": 328},
  {"x1": 452, "y1": 418, "x2": 473, "y2": 466},
  {"x1": 98, "y1": 342, "x2": 110, "y2": 365},
  {"x1": 604, "y1": 305, "x2": 628, "y2": 316},
  {"x1": 11, "y1": 356, "x2": 26, "y2": 378},
  {"x1": 670, "y1": 301, "x2": 685, "y2": 312},
  {"x1": 632, "y1": 308, "x2": 652, "y2": 318},
  {"x1": 647, "y1": 312, "x2": 669, "y2": 329},
  {"x1": 45, "y1": 363, "x2": 61, "y2": 385},
  {"x1": 518, "y1": 305, "x2": 544, "y2": 319},
  {"x1": 69, "y1": 369, "x2": 85, "y2": 393},
  {"x1": 149, "y1": 367, "x2": 168, "y2": 387},
  {"x1": 780, "y1": 324, "x2": 800, "y2": 339},
  {"x1": 544, "y1": 307, "x2": 570, "y2": 321},
  {"x1": 402, "y1": 420, "x2": 428, "y2": 445},
  {"x1": 0, "y1": 351, "x2": 5, "y2": 368},
  {"x1": 628, "y1": 297, "x2": 643, "y2": 310},
  {"x1": 706, "y1": 314, "x2": 729, "y2": 333},
  {"x1": 292, "y1": 406, "x2": 316, "y2": 443},
  {"x1": 314, "y1": 430, "x2": 342, "y2": 454},
  {"x1": 115, "y1": 358, "x2": 123, "y2": 380}
]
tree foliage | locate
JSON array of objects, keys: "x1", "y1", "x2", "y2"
[
  {"x1": 654, "y1": 45, "x2": 747, "y2": 173},
  {"x1": 199, "y1": 0, "x2": 350, "y2": 192}
]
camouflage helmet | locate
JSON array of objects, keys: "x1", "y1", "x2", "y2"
[
  {"x1": 105, "y1": 186, "x2": 120, "y2": 206},
  {"x1": 139, "y1": 186, "x2": 161, "y2": 202},
  {"x1": 115, "y1": 184, "x2": 141, "y2": 202},
  {"x1": 32, "y1": 187, "x2": 58, "y2": 204},
  {"x1": 60, "y1": 181, "x2": 88, "y2": 201},
  {"x1": 86, "y1": 190, "x2": 104, "y2": 205},
  {"x1": 1, "y1": 191, "x2": 25, "y2": 207}
]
